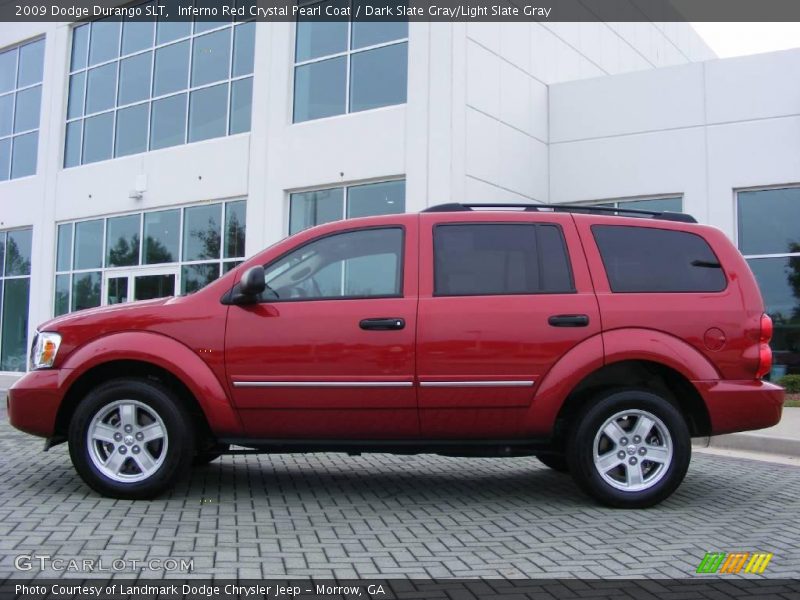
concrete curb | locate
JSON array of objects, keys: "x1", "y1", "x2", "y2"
[{"x1": 705, "y1": 433, "x2": 800, "y2": 457}]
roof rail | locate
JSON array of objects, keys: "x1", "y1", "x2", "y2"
[{"x1": 421, "y1": 202, "x2": 697, "y2": 223}]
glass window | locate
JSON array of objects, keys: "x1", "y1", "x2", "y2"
[
  {"x1": 14, "y1": 86, "x2": 41, "y2": 133},
  {"x1": 182, "y1": 263, "x2": 220, "y2": 294},
  {"x1": 224, "y1": 200, "x2": 246, "y2": 258},
  {"x1": 154, "y1": 40, "x2": 189, "y2": 96},
  {"x1": 74, "y1": 220, "x2": 104, "y2": 270},
  {"x1": 72, "y1": 271, "x2": 101, "y2": 311},
  {"x1": 106, "y1": 214, "x2": 141, "y2": 267},
  {"x1": 56, "y1": 223, "x2": 73, "y2": 271},
  {"x1": 263, "y1": 227, "x2": 403, "y2": 300},
  {"x1": 17, "y1": 39, "x2": 44, "y2": 87},
  {"x1": 290, "y1": 181, "x2": 405, "y2": 235},
  {"x1": 82, "y1": 113, "x2": 114, "y2": 164},
  {"x1": 88, "y1": 19, "x2": 121, "y2": 66},
  {"x1": 1, "y1": 39, "x2": 44, "y2": 180},
  {"x1": 144, "y1": 210, "x2": 180, "y2": 264},
  {"x1": 71, "y1": 25, "x2": 89, "y2": 71},
  {"x1": 122, "y1": 16, "x2": 155, "y2": 55},
  {"x1": 115, "y1": 104, "x2": 149, "y2": 158},
  {"x1": 290, "y1": 188, "x2": 344, "y2": 235},
  {"x1": 134, "y1": 273, "x2": 175, "y2": 300},
  {"x1": 188, "y1": 83, "x2": 228, "y2": 142},
  {"x1": 67, "y1": 72, "x2": 86, "y2": 119},
  {"x1": 150, "y1": 93, "x2": 186, "y2": 150},
  {"x1": 0, "y1": 93, "x2": 12, "y2": 137},
  {"x1": 738, "y1": 188, "x2": 800, "y2": 256},
  {"x1": 67, "y1": 17, "x2": 253, "y2": 166},
  {"x1": 191, "y1": 29, "x2": 231, "y2": 87},
  {"x1": 294, "y1": 57, "x2": 347, "y2": 123},
  {"x1": 0, "y1": 278, "x2": 30, "y2": 372},
  {"x1": 351, "y1": 22, "x2": 408, "y2": 49},
  {"x1": 293, "y1": 11, "x2": 407, "y2": 122},
  {"x1": 118, "y1": 52, "x2": 152, "y2": 106},
  {"x1": 86, "y1": 63, "x2": 117, "y2": 114},
  {"x1": 349, "y1": 43, "x2": 407, "y2": 113},
  {"x1": 5, "y1": 228, "x2": 32, "y2": 276},
  {"x1": 229, "y1": 77, "x2": 252, "y2": 135},
  {"x1": 183, "y1": 204, "x2": 221, "y2": 261},
  {"x1": 593, "y1": 225, "x2": 727, "y2": 293},
  {"x1": 347, "y1": 180, "x2": 405, "y2": 218},
  {"x1": 0, "y1": 233, "x2": 4, "y2": 276},
  {"x1": 10, "y1": 131, "x2": 37, "y2": 178},
  {"x1": 232, "y1": 21, "x2": 255, "y2": 77},
  {"x1": 434, "y1": 224, "x2": 573, "y2": 296},
  {"x1": 55, "y1": 274, "x2": 71, "y2": 316},
  {"x1": 0, "y1": 48, "x2": 17, "y2": 94}
]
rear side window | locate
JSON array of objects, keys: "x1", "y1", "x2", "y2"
[
  {"x1": 434, "y1": 223, "x2": 574, "y2": 296},
  {"x1": 592, "y1": 225, "x2": 727, "y2": 293}
]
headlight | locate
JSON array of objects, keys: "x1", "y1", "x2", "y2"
[{"x1": 30, "y1": 332, "x2": 62, "y2": 369}]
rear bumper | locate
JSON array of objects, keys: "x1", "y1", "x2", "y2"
[
  {"x1": 7, "y1": 369, "x2": 70, "y2": 438},
  {"x1": 695, "y1": 379, "x2": 784, "y2": 436}
]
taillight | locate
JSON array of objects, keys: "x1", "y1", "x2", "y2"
[{"x1": 756, "y1": 313, "x2": 773, "y2": 379}]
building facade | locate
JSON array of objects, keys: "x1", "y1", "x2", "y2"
[{"x1": 0, "y1": 15, "x2": 798, "y2": 377}]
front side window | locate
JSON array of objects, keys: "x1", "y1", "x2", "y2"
[
  {"x1": 293, "y1": 8, "x2": 407, "y2": 122},
  {"x1": 289, "y1": 179, "x2": 405, "y2": 235},
  {"x1": 738, "y1": 187, "x2": 800, "y2": 377},
  {"x1": 262, "y1": 227, "x2": 403, "y2": 301},
  {"x1": 592, "y1": 225, "x2": 727, "y2": 293},
  {"x1": 54, "y1": 200, "x2": 246, "y2": 315},
  {"x1": 433, "y1": 223, "x2": 574, "y2": 296},
  {"x1": 0, "y1": 38, "x2": 44, "y2": 181},
  {"x1": 65, "y1": 8, "x2": 255, "y2": 167},
  {"x1": 0, "y1": 228, "x2": 33, "y2": 372}
]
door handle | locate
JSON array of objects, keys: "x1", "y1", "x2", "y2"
[
  {"x1": 360, "y1": 318, "x2": 405, "y2": 331},
  {"x1": 548, "y1": 314, "x2": 590, "y2": 327}
]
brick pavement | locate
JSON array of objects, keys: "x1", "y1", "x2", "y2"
[{"x1": 1, "y1": 395, "x2": 799, "y2": 580}]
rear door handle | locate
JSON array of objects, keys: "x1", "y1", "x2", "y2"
[
  {"x1": 548, "y1": 314, "x2": 590, "y2": 327},
  {"x1": 360, "y1": 318, "x2": 405, "y2": 331}
]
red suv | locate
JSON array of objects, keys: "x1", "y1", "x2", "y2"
[{"x1": 8, "y1": 204, "x2": 784, "y2": 507}]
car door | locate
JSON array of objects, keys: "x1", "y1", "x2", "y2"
[
  {"x1": 416, "y1": 212, "x2": 601, "y2": 438},
  {"x1": 224, "y1": 217, "x2": 419, "y2": 439}
]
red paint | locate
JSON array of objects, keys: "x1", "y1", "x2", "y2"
[{"x1": 8, "y1": 210, "x2": 784, "y2": 444}]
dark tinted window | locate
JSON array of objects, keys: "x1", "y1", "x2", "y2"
[
  {"x1": 434, "y1": 223, "x2": 574, "y2": 296},
  {"x1": 592, "y1": 225, "x2": 726, "y2": 293}
]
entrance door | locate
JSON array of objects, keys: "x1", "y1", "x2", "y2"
[{"x1": 103, "y1": 266, "x2": 180, "y2": 305}]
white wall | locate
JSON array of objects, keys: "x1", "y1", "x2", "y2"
[{"x1": 549, "y1": 48, "x2": 800, "y2": 240}]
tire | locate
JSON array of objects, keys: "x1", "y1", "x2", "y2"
[
  {"x1": 68, "y1": 378, "x2": 195, "y2": 500},
  {"x1": 537, "y1": 453, "x2": 569, "y2": 473},
  {"x1": 566, "y1": 389, "x2": 690, "y2": 509},
  {"x1": 193, "y1": 444, "x2": 230, "y2": 466}
]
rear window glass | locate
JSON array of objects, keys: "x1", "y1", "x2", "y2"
[
  {"x1": 592, "y1": 225, "x2": 727, "y2": 293},
  {"x1": 434, "y1": 223, "x2": 574, "y2": 296}
]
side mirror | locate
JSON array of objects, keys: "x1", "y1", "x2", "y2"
[{"x1": 239, "y1": 265, "x2": 266, "y2": 297}]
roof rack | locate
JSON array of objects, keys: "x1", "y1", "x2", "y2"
[{"x1": 421, "y1": 202, "x2": 697, "y2": 223}]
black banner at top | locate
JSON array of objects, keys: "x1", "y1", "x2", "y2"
[{"x1": 3, "y1": 0, "x2": 800, "y2": 23}]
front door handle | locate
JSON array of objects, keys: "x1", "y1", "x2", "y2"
[
  {"x1": 548, "y1": 314, "x2": 590, "y2": 327},
  {"x1": 360, "y1": 317, "x2": 405, "y2": 331}
]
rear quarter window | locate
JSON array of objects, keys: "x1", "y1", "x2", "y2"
[{"x1": 592, "y1": 225, "x2": 727, "y2": 293}]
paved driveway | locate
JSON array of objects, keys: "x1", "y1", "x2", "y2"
[{"x1": 1, "y1": 396, "x2": 798, "y2": 580}]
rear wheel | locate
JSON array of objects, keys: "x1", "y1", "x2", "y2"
[
  {"x1": 566, "y1": 389, "x2": 690, "y2": 508},
  {"x1": 68, "y1": 378, "x2": 195, "y2": 499}
]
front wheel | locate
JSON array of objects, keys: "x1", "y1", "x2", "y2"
[
  {"x1": 68, "y1": 378, "x2": 195, "y2": 499},
  {"x1": 566, "y1": 389, "x2": 690, "y2": 508}
]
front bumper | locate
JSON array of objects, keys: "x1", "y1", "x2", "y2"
[
  {"x1": 7, "y1": 369, "x2": 71, "y2": 438},
  {"x1": 695, "y1": 379, "x2": 784, "y2": 436}
]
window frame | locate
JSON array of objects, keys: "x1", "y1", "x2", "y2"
[
  {"x1": 0, "y1": 36, "x2": 45, "y2": 181},
  {"x1": 432, "y1": 222, "x2": 576, "y2": 298},
  {"x1": 258, "y1": 224, "x2": 406, "y2": 303},
  {"x1": 291, "y1": 10, "x2": 408, "y2": 123},
  {"x1": 64, "y1": 11, "x2": 254, "y2": 168},
  {"x1": 591, "y1": 224, "x2": 728, "y2": 294}
]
